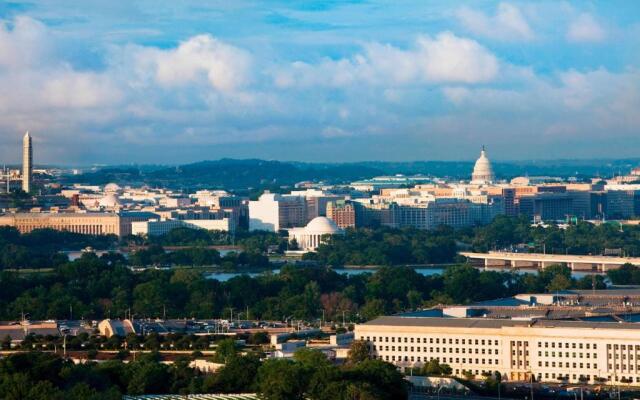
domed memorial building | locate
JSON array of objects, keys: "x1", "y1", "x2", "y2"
[
  {"x1": 98, "y1": 193, "x2": 122, "y2": 209},
  {"x1": 288, "y1": 216, "x2": 344, "y2": 251},
  {"x1": 104, "y1": 182, "x2": 122, "y2": 193},
  {"x1": 471, "y1": 146, "x2": 495, "y2": 185}
]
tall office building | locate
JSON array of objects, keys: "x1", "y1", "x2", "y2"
[
  {"x1": 22, "y1": 131, "x2": 32, "y2": 193},
  {"x1": 248, "y1": 192, "x2": 306, "y2": 231}
]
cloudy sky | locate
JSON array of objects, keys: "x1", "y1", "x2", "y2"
[{"x1": 0, "y1": 1, "x2": 639, "y2": 165}]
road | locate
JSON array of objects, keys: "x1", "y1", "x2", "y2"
[{"x1": 409, "y1": 395, "x2": 508, "y2": 400}]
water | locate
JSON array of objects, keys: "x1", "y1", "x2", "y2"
[
  {"x1": 205, "y1": 266, "x2": 601, "y2": 282},
  {"x1": 64, "y1": 248, "x2": 234, "y2": 262}
]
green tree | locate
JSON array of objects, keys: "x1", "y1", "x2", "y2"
[
  {"x1": 347, "y1": 359, "x2": 408, "y2": 400},
  {"x1": 360, "y1": 299, "x2": 386, "y2": 321},
  {"x1": 346, "y1": 340, "x2": 370, "y2": 365},
  {"x1": 421, "y1": 359, "x2": 451, "y2": 376},
  {"x1": 546, "y1": 274, "x2": 572, "y2": 292},
  {"x1": 126, "y1": 353, "x2": 171, "y2": 395},
  {"x1": 294, "y1": 348, "x2": 331, "y2": 370},
  {"x1": 213, "y1": 338, "x2": 238, "y2": 363},
  {"x1": 257, "y1": 359, "x2": 306, "y2": 400},
  {"x1": 203, "y1": 355, "x2": 260, "y2": 393}
]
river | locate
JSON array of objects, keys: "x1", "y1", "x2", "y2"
[{"x1": 205, "y1": 266, "x2": 601, "y2": 282}]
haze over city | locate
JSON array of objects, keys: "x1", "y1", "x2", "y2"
[{"x1": 0, "y1": 1, "x2": 639, "y2": 164}]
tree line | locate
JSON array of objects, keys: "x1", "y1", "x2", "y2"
[
  {"x1": 305, "y1": 216, "x2": 640, "y2": 267},
  {"x1": 304, "y1": 225, "x2": 458, "y2": 266},
  {"x1": 0, "y1": 341, "x2": 405, "y2": 400},
  {"x1": 4, "y1": 215, "x2": 640, "y2": 271},
  {"x1": 0, "y1": 250, "x2": 610, "y2": 322},
  {"x1": 470, "y1": 215, "x2": 640, "y2": 256}
]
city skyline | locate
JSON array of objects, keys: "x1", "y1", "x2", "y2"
[{"x1": 0, "y1": 1, "x2": 638, "y2": 164}]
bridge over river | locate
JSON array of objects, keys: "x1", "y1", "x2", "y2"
[{"x1": 460, "y1": 251, "x2": 640, "y2": 272}]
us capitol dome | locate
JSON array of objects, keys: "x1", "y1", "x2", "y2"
[{"x1": 471, "y1": 146, "x2": 495, "y2": 185}]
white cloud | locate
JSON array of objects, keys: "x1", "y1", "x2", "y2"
[
  {"x1": 415, "y1": 32, "x2": 499, "y2": 83},
  {"x1": 0, "y1": 16, "x2": 51, "y2": 68},
  {"x1": 442, "y1": 87, "x2": 471, "y2": 105},
  {"x1": 441, "y1": 67, "x2": 640, "y2": 141},
  {"x1": 0, "y1": 16, "x2": 261, "y2": 162},
  {"x1": 567, "y1": 13, "x2": 606, "y2": 43},
  {"x1": 322, "y1": 126, "x2": 352, "y2": 138},
  {"x1": 41, "y1": 68, "x2": 122, "y2": 108},
  {"x1": 277, "y1": 32, "x2": 499, "y2": 87},
  {"x1": 456, "y1": 3, "x2": 534, "y2": 41},
  {"x1": 0, "y1": 11, "x2": 636, "y2": 163},
  {"x1": 134, "y1": 34, "x2": 252, "y2": 92},
  {"x1": 0, "y1": 16, "x2": 121, "y2": 113}
]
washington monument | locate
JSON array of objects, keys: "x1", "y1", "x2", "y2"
[{"x1": 22, "y1": 131, "x2": 32, "y2": 193}]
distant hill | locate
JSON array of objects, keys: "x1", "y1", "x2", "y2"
[
  {"x1": 360, "y1": 159, "x2": 640, "y2": 180},
  {"x1": 65, "y1": 159, "x2": 385, "y2": 190},
  {"x1": 64, "y1": 157, "x2": 640, "y2": 191}
]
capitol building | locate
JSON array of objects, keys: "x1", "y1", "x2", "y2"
[{"x1": 471, "y1": 146, "x2": 495, "y2": 185}]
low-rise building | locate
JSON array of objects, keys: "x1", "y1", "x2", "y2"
[
  {"x1": 0, "y1": 211, "x2": 153, "y2": 238},
  {"x1": 98, "y1": 319, "x2": 136, "y2": 338},
  {"x1": 131, "y1": 218, "x2": 232, "y2": 236},
  {"x1": 356, "y1": 316, "x2": 640, "y2": 385}
]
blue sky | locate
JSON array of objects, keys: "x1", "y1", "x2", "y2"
[{"x1": 0, "y1": 1, "x2": 639, "y2": 165}]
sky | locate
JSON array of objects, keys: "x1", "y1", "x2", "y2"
[{"x1": 0, "y1": 1, "x2": 639, "y2": 165}]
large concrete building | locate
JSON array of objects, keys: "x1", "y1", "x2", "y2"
[
  {"x1": 356, "y1": 316, "x2": 640, "y2": 385},
  {"x1": 22, "y1": 131, "x2": 32, "y2": 193},
  {"x1": 288, "y1": 189, "x2": 344, "y2": 221},
  {"x1": 131, "y1": 218, "x2": 232, "y2": 236},
  {"x1": 352, "y1": 192, "x2": 504, "y2": 231},
  {"x1": 249, "y1": 192, "x2": 306, "y2": 231},
  {"x1": 326, "y1": 200, "x2": 356, "y2": 228},
  {"x1": 517, "y1": 192, "x2": 572, "y2": 222},
  {"x1": 0, "y1": 211, "x2": 153, "y2": 238}
]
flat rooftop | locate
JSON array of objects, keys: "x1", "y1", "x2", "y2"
[{"x1": 363, "y1": 316, "x2": 640, "y2": 330}]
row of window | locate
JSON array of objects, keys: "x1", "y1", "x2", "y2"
[
  {"x1": 538, "y1": 373, "x2": 640, "y2": 383},
  {"x1": 373, "y1": 345, "x2": 498, "y2": 355},
  {"x1": 539, "y1": 351, "x2": 597, "y2": 359},
  {"x1": 375, "y1": 355, "x2": 499, "y2": 366},
  {"x1": 366, "y1": 336, "x2": 498, "y2": 346},
  {"x1": 368, "y1": 339, "x2": 639, "y2": 351},
  {"x1": 538, "y1": 361, "x2": 597, "y2": 369},
  {"x1": 608, "y1": 344, "x2": 640, "y2": 351},
  {"x1": 538, "y1": 373, "x2": 594, "y2": 381},
  {"x1": 610, "y1": 363, "x2": 638, "y2": 371},
  {"x1": 538, "y1": 341, "x2": 597, "y2": 350},
  {"x1": 510, "y1": 360, "x2": 530, "y2": 367},
  {"x1": 607, "y1": 354, "x2": 637, "y2": 360}
]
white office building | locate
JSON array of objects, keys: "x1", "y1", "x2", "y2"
[
  {"x1": 131, "y1": 218, "x2": 232, "y2": 236},
  {"x1": 356, "y1": 316, "x2": 640, "y2": 385},
  {"x1": 249, "y1": 192, "x2": 306, "y2": 231}
]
